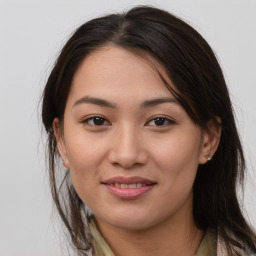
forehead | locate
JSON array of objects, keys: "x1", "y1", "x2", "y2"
[{"x1": 68, "y1": 46, "x2": 175, "y2": 101}]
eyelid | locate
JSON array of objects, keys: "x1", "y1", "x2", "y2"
[
  {"x1": 80, "y1": 114, "x2": 175, "y2": 127},
  {"x1": 81, "y1": 115, "x2": 111, "y2": 126},
  {"x1": 145, "y1": 115, "x2": 176, "y2": 126}
]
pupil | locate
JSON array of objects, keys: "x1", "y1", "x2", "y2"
[
  {"x1": 155, "y1": 117, "x2": 165, "y2": 126},
  {"x1": 93, "y1": 117, "x2": 104, "y2": 125}
]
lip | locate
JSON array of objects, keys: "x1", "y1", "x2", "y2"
[
  {"x1": 101, "y1": 176, "x2": 157, "y2": 200},
  {"x1": 102, "y1": 176, "x2": 156, "y2": 185}
]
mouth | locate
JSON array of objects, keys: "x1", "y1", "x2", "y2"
[
  {"x1": 106, "y1": 183, "x2": 151, "y2": 188},
  {"x1": 101, "y1": 176, "x2": 157, "y2": 200}
]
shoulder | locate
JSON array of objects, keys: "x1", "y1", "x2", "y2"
[{"x1": 217, "y1": 232, "x2": 256, "y2": 256}]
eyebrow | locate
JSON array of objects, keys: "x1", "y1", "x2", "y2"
[
  {"x1": 73, "y1": 96, "x2": 117, "y2": 108},
  {"x1": 72, "y1": 96, "x2": 178, "y2": 109},
  {"x1": 141, "y1": 97, "x2": 178, "y2": 108}
]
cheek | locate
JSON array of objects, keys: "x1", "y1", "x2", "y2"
[
  {"x1": 152, "y1": 130, "x2": 202, "y2": 170},
  {"x1": 152, "y1": 130, "x2": 202, "y2": 194},
  {"x1": 65, "y1": 128, "x2": 104, "y2": 166},
  {"x1": 66, "y1": 139, "x2": 102, "y2": 208},
  {"x1": 63, "y1": 133, "x2": 104, "y2": 190}
]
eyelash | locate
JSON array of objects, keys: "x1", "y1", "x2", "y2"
[
  {"x1": 81, "y1": 115, "x2": 175, "y2": 127},
  {"x1": 81, "y1": 116, "x2": 110, "y2": 126},
  {"x1": 145, "y1": 116, "x2": 176, "y2": 127}
]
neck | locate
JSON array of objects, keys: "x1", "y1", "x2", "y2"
[{"x1": 95, "y1": 213, "x2": 203, "y2": 256}]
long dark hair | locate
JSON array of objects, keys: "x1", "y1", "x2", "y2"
[{"x1": 41, "y1": 5, "x2": 256, "y2": 255}]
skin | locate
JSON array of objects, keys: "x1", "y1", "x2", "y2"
[{"x1": 53, "y1": 46, "x2": 220, "y2": 256}]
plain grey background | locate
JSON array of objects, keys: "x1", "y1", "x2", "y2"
[{"x1": 0, "y1": 0, "x2": 255, "y2": 255}]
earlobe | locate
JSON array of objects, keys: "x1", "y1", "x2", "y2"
[
  {"x1": 199, "y1": 118, "x2": 221, "y2": 164},
  {"x1": 52, "y1": 118, "x2": 67, "y2": 161}
]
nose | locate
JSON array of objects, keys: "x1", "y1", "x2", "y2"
[{"x1": 107, "y1": 124, "x2": 148, "y2": 169}]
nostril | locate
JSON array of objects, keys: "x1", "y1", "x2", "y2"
[
  {"x1": 107, "y1": 137, "x2": 148, "y2": 168},
  {"x1": 111, "y1": 161, "x2": 141, "y2": 169}
]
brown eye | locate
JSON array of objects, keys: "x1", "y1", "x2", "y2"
[
  {"x1": 146, "y1": 117, "x2": 175, "y2": 127},
  {"x1": 154, "y1": 117, "x2": 166, "y2": 126},
  {"x1": 92, "y1": 117, "x2": 105, "y2": 125},
  {"x1": 83, "y1": 116, "x2": 110, "y2": 126}
]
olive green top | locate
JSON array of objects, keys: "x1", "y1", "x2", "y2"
[
  {"x1": 90, "y1": 219, "x2": 115, "y2": 256},
  {"x1": 89, "y1": 218, "x2": 216, "y2": 256}
]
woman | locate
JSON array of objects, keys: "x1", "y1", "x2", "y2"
[{"x1": 41, "y1": 6, "x2": 256, "y2": 256}]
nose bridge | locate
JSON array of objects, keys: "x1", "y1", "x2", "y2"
[
  {"x1": 108, "y1": 122, "x2": 147, "y2": 168},
  {"x1": 119, "y1": 123, "x2": 138, "y2": 152}
]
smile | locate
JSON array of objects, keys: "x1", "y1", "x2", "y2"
[
  {"x1": 101, "y1": 176, "x2": 156, "y2": 199},
  {"x1": 108, "y1": 183, "x2": 149, "y2": 188}
]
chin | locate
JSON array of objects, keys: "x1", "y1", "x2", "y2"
[
  {"x1": 108, "y1": 218, "x2": 153, "y2": 231},
  {"x1": 95, "y1": 207, "x2": 161, "y2": 231}
]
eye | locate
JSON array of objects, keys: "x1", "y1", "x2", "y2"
[
  {"x1": 146, "y1": 117, "x2": 175, "y2": 127},
  {"x1": 82, "y1": 116, "x2": 110, "y2": 126}
]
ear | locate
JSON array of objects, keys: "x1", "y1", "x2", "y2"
[
  {"x1": 52, "y1": 118, "x2": 68, "y2": 164},
  {"x1": 199, "y1": 117, "x2": 221, "y2": 164}
]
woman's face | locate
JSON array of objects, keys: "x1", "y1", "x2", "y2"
[{"x1": 54, "y1": 46, "x2": 212, "y2": 231}]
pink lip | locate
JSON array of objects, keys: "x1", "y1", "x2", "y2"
[
  {"x1": 102, "y1": 176, "x2": 155, "y2": 185},
  {"x1": 101, "y1": 176, "x2": 156, "y2": 200}
]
